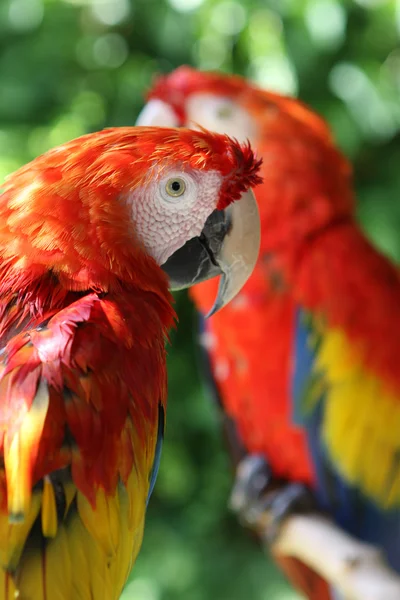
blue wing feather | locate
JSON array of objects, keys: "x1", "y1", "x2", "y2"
[
  {"x1": 146, "y1": 404, "x2": 164, "y2": 505},
  {"x1": 291, "y1": 309, "x2": 315, "y2": 426},
  {"x1": 292, "y1": 307, "x2": 400, "y2": 573}
]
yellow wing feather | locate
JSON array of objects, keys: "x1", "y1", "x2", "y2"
[
  {"x1": 316, "y1": 328, "x2": 400, "y2": 508},
  {"x1": 0, "y1": 413, "x2": 157, "y2": 599}
]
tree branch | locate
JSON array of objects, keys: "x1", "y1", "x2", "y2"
[{"x1": 263, "y1": 513, "x2": 400, "y2": 600}]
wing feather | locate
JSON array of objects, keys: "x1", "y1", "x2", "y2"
[
  {"x1": 293, "y1": 307, "x2": 400, "y2": 572},
  {"x1": 0, "y1": 291, "x2": 168, "y2": 599}
]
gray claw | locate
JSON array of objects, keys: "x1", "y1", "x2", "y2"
[
  {"x1": 229, "y1": 454, "x2": 316, "y2": 544},
  {"x1": 229, "y1": 454, "x2": 271, "y2": 514}
]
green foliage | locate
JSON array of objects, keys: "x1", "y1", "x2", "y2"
[{"x1": 0, "y1": 0, "x2": 399, "y2": 598}]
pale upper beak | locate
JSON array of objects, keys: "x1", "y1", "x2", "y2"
[
  {"x1": 161, "y1": 189, "x2": 260, "y2": 317},
  {"x1": 138, "y1": 99, "x2": 261, "y2": 316}
]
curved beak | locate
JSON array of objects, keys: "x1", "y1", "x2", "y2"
[
  {"x1": 136, "y1": 99, "x2": 180, "y2": 127},
  {"x1": 161, "y1": 189, "x2": 260, "y2": 317}
]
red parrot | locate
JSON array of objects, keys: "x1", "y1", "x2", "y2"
[
  {"x1": 138, "y1": 67, "x2": 400, "y2": 599},
  {"x1": 0, "y1": 125, "x2": 262, "y2": 599}
]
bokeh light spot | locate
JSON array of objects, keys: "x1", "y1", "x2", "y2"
[
  {"x1": 8, "y1": 0, "x2": 43, "y2": 31},
  {"x1": 121, "y1": 578, "x2": 161, "y2": 600},
  {"x1": 211, "y1": 1, "x2": 247, "y2": 36},
  {"x1": 194, "y1": 35, "x2": 229, "y2": 70},
  {"x1": 93, "y1": 33, "x2": 128, "y2": 69},
  {"x1": 48, "y1": 116, "x2": 86, "y2": 149},
  {"x1": 71, "y1": 90, "x2": 106, "y2": 126},
  {"x1": 0, "y1": 158, "x2": 22, "y2": 183},
  {"x1": 167, "y1": 0, "x2": 204, "y2": 13},
  {"x1": 354, "y1": 0, "x2": 389, "y2": 7},
  {"x1": 330, "y1": 62, "x2": 398, "y2": 140},
  {"x1": 250, "y1": 55, "x2": 298, "y2": 95},
  {"x1": 90, "y1": 0, "x2": 130, "y2": 25},
  {"x1": 305, "y1": 0, "x2": 346, "y2": 49}
]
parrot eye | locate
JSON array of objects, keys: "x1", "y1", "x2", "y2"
[
  {"x1": 216, "y1": 104, "x2": 234, "y2": 119},
  {"x1": 158, "y1": 173, "x2": 196, "y2": 207},
  {"x1": 165, "y1": 177, "x2": 186, "y2": 198}
]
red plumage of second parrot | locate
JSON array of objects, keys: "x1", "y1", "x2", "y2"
[
  {"x1": 0, "y1": 125, "x2": 262, "y2": 599},
  {"x1": 138, "y1": 67, "x2": 400, "y2": 599}
]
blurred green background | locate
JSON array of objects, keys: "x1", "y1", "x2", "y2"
[{"x1": 0, "y1": 0, "x2": 399, "y2": 598}]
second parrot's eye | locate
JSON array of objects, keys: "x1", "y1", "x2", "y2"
[
  {"x1": 165, "y1": 177, "x2": 186, "y2": 197},
  {"x1": 216, "y1": 104, "x2": 234, "y2": 119}
]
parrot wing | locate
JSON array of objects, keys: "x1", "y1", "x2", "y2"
[
  {"x1": 293, "y1": 305, "x2": 400, "y2": 573},
  {"x1": 0, "y1": 291, "x2": 166, "y2": 600}
]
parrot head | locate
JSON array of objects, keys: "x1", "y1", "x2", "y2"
[
  {"x1": 137, "y1": 67, "x2": 355, "y2": 251},
  {"x1": 0, "y1": 126, "x2": 262, "y2": 315},
  {"x1": 137, "y1": 66, "x2": 335, "y2": 147}
]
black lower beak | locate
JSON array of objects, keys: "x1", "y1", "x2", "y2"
[{"x1": 161, "y1": 209, "x2": 230, "y2": 292}]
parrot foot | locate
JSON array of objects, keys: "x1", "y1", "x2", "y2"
[
  {"x1": 229, "y1": 454, "x2": 316, "y2": 543},
  {"x1": 229, "y1": 454, "x2": 272, "y2": 515}
]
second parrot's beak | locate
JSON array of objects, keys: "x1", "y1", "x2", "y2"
[{"x1": 161, "y1": 189, "x2": 260, "y2": 317}]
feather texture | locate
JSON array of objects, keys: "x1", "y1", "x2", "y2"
[{"x1": 0, "y1": 289, "x2": 172, "y2": 598}]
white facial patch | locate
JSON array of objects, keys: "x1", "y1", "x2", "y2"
[
  {"x1": 136, "y1": 99, "x2": 179, "y2": 127},
  {"x1": 185, "y1": 93, "x2": 258, "y2": 145},
  {"x1": 130, "y1": 168, "x2": 223, "y2": 266}
]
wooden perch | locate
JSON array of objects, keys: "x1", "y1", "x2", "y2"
[
  {"x1": 262, "y1": 513, "x2": 400, "y2": 600},
  {"x1": 219, "y1": 422, "x2": 400, "y2": 598}
]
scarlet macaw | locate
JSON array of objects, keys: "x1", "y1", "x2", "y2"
[{"x1": 0, "y1": 125, "x2": 261, "y2": 599}]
